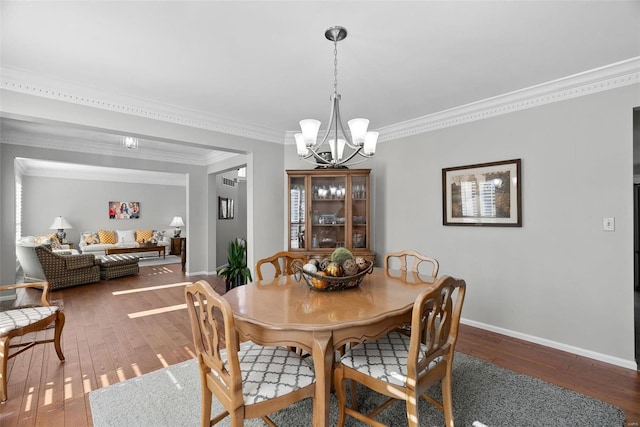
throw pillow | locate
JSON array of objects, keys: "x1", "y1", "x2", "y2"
[
  {"x1": 98, "y1": 229, "x2": 116, "y2": 244},
  {"x1": 152, "y1": 230, "x2": 165, "y2": 241},
  {"x1": 34, "y1": 235, "x2": 52, "y2": 245},
  {"x1": 136, "y1": 229, "x2": 154, "y2": 243},
  {"x1": 116, "y1": 229, "x2": 136, "y2": 243},
  {"x1": 49, "y1": 234, "x2": 62, "y2": 249},
  {"x1": 82, "y1": 232, "x2": 100, "y2": 245}
]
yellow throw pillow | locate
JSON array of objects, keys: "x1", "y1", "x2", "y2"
[
  {"x1": 98, "y1": 229, "x2": 116, "y2": 244},
  {"x1": 136, "y1": 229, "x2": 154, "y2": 242}
]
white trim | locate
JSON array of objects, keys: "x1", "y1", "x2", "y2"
[
  {"x1": 285, "y1": 57, "x2": 640, "y2": 145},
  {"x1": 0, "y1": 67, "x2": 284, "y2": 144},
  {"x1": 0, "y1": 293, "x2": 17, "y2": 302},
  {"x1": 461, "y1": 318, "x2": 638, "y2": 371}
]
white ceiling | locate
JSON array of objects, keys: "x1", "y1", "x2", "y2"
[{"x1": 1, "y1": 1, "x2": 639, "y2": 159}]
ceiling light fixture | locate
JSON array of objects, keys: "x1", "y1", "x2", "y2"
[
  {"x1": 295, "y1": 26, "x2": 378, "y2": 168},
  {"x1": 122, "y1": 136, "x2": 139, "y2": 150}
]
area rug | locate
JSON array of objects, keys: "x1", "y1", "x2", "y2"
[
  {"x1": 89, "y1": 353, "x2": 624, "y2": 427},
  {"x1": 137, "y1": 255, "x2": 181, "y2": 267}
]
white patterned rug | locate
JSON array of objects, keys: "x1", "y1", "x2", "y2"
[{"x1": 89, "y1": 353, "x2": 625, "y2": 427}]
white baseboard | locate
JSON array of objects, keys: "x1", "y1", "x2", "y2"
[
  {"x1": 185, "y1": 270, "x2": 218, "y2": 277},
  {"x1": 0, "y1": 293, "x2": 17, "y2": 302},
  {"x1": 461, "y1": 318, "x2": 638, "y2": 371}
]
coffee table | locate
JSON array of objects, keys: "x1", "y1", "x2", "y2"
[{"x1": 105, "y1": 245, "x2": 165, "y2": 258}]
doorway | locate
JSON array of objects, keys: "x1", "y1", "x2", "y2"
[{"x1": 633, "y1": 107, "x2": 640, "y2": 368}]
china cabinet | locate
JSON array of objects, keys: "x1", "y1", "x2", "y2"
[{"x1": 287, "y1": 169, "x2": 374, "y2": 262}]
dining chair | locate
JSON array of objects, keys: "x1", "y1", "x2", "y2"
[
  {"x1": 0, "y1": 282, "x2": 65, "y2": 402},
  {"x1": 184, "y1": 280, "x2": 315, "y2": 427},
  {"x1": 333, "y1": 275, "x2": 466, "y2": 427},
  {"x1": 255, "y1": 251, "x2": 307, "y2": 280},
  {"x1": 384, "y1": 249, "x2": 440, "y2": 278}
]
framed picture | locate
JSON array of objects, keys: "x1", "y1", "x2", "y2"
[
  {"x1": 218, "y1": 197, "x2": 234, "y2": 220},
  {"x1": 442, "y1": 159, "x2": 521, "y2": 227},
  {"x1": 109, "y1": 201, "x2": 140, "y2": 219}
]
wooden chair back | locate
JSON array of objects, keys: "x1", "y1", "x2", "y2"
[
  {"x1": 185, "y1": 280, "x2": 315, "y2": 426},
  {"x1": 384, "y1": 249, "x2": 439, "y2": 278},
  {"x1": 334, "y1": 276, "x2": 466, "y2": 427},
  {"x1": 255, "y1": 251, "x2": 307, "y2": 280}
]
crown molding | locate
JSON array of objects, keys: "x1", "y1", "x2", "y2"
[
  {"x1": 4, "y1": 58, "x2": 639, "y2": 150},
  {"x1": 14, "y1": 157, "x2": 186, "y2": 186},
  {"x1": 0, "y1": 67, "x2": 285, "y2": 144},
  {"x1": 378, "y1": 57, "x2": 640, "y2": 141},
  {"x1": 284, "y1": 57, "x2": 640, "y2": 145},
  {"x1": 1, "y1": 133, "x2": 216, "y2": 166}
]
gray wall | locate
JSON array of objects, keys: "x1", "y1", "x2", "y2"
[
  {"x1": 373, "y1": 85, "x2": 636, "y2": 367},
  {"x1": 20, "y1": 175, "x2": 186, "y2": 244},
  {"x1": 285, "y1": 84, "x2": 640, "y2": 368}
]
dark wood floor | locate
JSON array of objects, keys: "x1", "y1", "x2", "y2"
[{"x1": 1, "y1": 264, "x2": 639, "y2": 426}]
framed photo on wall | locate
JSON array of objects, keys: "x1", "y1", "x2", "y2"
[
  {"x1": 442, "y1": 159, "x2": 521, "y2": 227},
  {"x1": 109, "y1": 201, "x2": 140, "y2": 219},
  {"x1": 218, "y1": 197, "x2": 234, "y2": 220}
]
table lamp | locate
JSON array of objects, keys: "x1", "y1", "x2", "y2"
[
  {"x1": 169, "y1": 216, "x2": 185, "y2": 237},
  {"x1": 49, "y1": 216, "x2": 73, "y2": 243}
]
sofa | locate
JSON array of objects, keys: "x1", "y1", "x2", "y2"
[{"x1": 78, "y1": 229, "x2": 171, "y2": 257}]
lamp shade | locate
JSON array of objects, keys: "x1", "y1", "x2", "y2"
[
  {"x1": 169, "y1": 216, "x2": 185, "y2": 227},
  {"x1": 49, "y1": 216, "x2": 72, "y2": 230}
]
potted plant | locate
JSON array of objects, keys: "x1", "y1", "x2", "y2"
[{"x1": 217, "y1": 238, "x2": 252, "y2": 291}]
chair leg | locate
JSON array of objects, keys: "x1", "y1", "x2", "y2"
[
  {"x1": 441, "y1": 373, "x2": 455, "y2": 427},
  {"x1": 333, "y1": 366, "x2": 347, "y2": 427},
  {"x1": 405, "y1": 390, "x2": 420, "y2": 427},
  {"x1": 0, "y1": 336, "x2": 9, "y2": 402},
  {"x1": 53, "y1": 312, "x2": 65, "y2": 361},
  {"x1": 201, "y1": 384, "x2": 212, "y2": 427}
]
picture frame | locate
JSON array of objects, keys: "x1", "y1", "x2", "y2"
[
  {"x1": 109, "y1": 201, "x2": 140, "y2": 219},
  {"x1": 218, "y1": 197, "x2": 234, "y2": 220},
  {"x1": 442, "y1": 159, "x2": 521, "y2": 227}
]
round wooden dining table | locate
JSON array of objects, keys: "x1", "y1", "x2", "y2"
[{"x1": 223, "y1": 267, "x2": 437, "y2": 427}]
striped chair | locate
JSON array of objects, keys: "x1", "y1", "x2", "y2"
[{"x1": 0, "y1": 282, "x2": 65, "y2": 402}]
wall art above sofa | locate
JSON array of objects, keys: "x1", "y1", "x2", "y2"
[{"x1": 109, "y1": 201, "x2": 140, "y2": 219}]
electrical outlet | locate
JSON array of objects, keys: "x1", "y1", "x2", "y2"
[{"x1": 602, "y1": 217, "x2": 615, "y2": 231}]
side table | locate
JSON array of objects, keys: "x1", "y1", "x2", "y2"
[{"x1": 170, "y1": 237, "x2": 185, "y2": 256}]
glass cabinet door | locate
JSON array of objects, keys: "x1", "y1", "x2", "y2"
[
  {"x1": 309, "y1": 175, "x2": 346, "y2": 250},
  {"x1": 351, "y1": 175, "x2": 368, "y2": 250},
  {"x1": 289, "y1": 177, "x2": 306, "y2": 249}
]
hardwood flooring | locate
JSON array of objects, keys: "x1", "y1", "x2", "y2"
[{"x1": 1, "y1": 265, "x2": 638, "y2": 426}]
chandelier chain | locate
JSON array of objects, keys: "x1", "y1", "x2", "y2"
[{"x1": 333, "y1": 41, "x2": 338, "y2": 95}]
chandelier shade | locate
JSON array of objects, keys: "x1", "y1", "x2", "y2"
[{"x1": 296, "y1": 26, "x2": 378, "y2": 168}]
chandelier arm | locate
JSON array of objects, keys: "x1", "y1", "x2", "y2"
[{"x1": 333, "y1": 99, "x2": 359, "y2": 149}]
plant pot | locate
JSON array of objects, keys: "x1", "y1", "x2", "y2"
[{"x1": 225, "y1": 274, "x2": 245, "y2": 292}]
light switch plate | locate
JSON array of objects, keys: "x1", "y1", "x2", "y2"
[{"x1": 602, "y1": 217, "x2": 615, "y2": 231}]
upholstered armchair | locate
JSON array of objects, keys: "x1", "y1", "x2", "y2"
[{"x1": 34, "y1": 245, "x2": 100, "y2": 289}]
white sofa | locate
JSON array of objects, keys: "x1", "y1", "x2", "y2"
[{"x1": 78, "y1": 229, "x2": 171, "y2": 257}]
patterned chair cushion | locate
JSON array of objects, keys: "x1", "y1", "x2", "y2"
[
  {"x1": 339, "y1": 332, "x2": 442, "y2": 387},
  {"x1": 0, "y1": 306, "x2": 59, "y2": 335},
  {"x1": 215, "y1": 342, "x2": 315, "y2": 405}
]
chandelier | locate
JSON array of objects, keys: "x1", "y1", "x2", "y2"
[{"x1": 295, "y1": 26, "x2": 378, "y2": 168}]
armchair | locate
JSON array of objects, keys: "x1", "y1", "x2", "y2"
[{"x1": 35, "y1": 245, "x2": 100, "y2": 289}]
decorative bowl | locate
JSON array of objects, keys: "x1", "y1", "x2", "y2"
[{"x1": 292, "y1": 259, "x2": 374, "y2": 292}]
